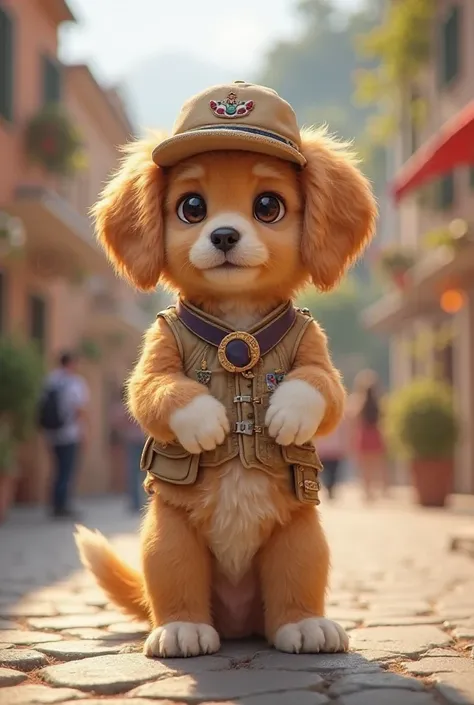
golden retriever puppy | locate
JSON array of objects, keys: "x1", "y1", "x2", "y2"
[{"x1": 75, "y1": 82, "x2": 376, "y2": 658}]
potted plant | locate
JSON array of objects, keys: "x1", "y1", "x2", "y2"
[
  {"x1": 384, "y1": 378, "x2": 458, "y2": 507},
  {"x1": 25, "y1": 105, "x2": 85, "y2": 176},
  {"x1": 0, "y1": 338, "x2": 43, "y2": 523},
  {"x1": 377, "y1": 246, "x2": 415, "y2": 289}
]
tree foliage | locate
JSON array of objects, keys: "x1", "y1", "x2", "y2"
[{"x1": 298, "y1": 278, "x2": 389, "y2": 388}]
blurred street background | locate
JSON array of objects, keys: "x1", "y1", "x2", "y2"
[{"x1": 2, "y1": 0, "x2": 474, "y2": 520}]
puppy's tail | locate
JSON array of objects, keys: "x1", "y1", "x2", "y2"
[{"x1": 74, "y1": 525, "x2": 149, "y2": 622}]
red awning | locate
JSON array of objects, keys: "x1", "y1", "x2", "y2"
[{"x1": 392, "y1": 100, "x2": 474, "y2": 202}]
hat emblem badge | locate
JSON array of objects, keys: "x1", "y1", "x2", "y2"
[{"x1": 209, "y1": 91, "x2": 254, "y2": 119}]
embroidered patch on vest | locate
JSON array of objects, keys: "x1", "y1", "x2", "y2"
[
  {"x1": 266, "y1": 369, "x2": 286, "y2": 391},
  {"x1": 209, "y1": 91, "x2": 254, "y2": 119},
  {"x1": 196, "y1": 359, "x2": 212, "y2": 386}
]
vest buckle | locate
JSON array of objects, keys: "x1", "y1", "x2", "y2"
[{"x1": 234, "y1": 420, "x2": 262, "y2": 435}]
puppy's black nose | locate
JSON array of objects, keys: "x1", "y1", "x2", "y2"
[{"x1": 210, "y1": 227, "x2": 240, "y2": 253}]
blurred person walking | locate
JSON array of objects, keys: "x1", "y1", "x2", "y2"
[
  {"x1": 38, "y1": 351, "x2": 90, "y2": 519},
  {"x1": 111, "y1": 385, "x2": 147, "y2": 513},
  {"x1": 318, "y1": 419, "x2": 348, "y2": 500},
  {"x1": 347, "y1": 370, "x2": 389, "y2": 502}
]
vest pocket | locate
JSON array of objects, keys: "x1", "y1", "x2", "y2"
[
  {"x1": 140, "y1": 436, "x2": 200, "y2": 485},
  {"x1": 282, "y1": 443, "x2": 323, "y2": 470}
]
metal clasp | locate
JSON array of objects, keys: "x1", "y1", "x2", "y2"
[
  {"x1": 233, "y1": 395, "x2": 262, "y2": 404},
  {"x1": 234, "y1": 421, "x2": 262, "y2": 435}
]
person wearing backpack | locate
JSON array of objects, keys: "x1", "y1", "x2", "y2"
[{"x1": 39, "y1": 351, "x2": 90, "y2": 519}]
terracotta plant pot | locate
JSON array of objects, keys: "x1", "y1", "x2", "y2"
[{"x1": 411, "y1": 458, "x2": 453, "y2": 507}]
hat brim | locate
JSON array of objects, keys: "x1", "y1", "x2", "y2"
[{"x1": 152, "y1": 127, "x2": 307, "y2": 168}]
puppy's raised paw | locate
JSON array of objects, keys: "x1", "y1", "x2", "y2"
[
  {"x1": 144, "y1": 622, "x2": 221, "y2": 658},
  {"x1": 274, "y1": 617, "x2": 348, "y2": 654},
  {"x1": 265, "y1": 379, "x2": 326, "y2": 446},
  {"x1": 170, "y1": 395, "x2": 229, "y2": 454}
]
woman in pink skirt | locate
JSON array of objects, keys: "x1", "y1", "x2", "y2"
[{"x1": 347, "y1": 370, "x2": 389, "y2": 501}]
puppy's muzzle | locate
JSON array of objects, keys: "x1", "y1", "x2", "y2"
[{"x1": 210, "y1": 227, "x2": 240, "y2": 254}]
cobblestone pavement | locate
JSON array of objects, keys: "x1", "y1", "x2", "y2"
[{"x1": 1, "y1": 488, "x2": 474, "y2": 705}]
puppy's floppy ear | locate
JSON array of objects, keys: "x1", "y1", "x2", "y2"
[
  {"x1": 92, "y1": 133, "x2": 166, "y2": 291},
  {"x1": 300, "y1": 128, "x2": 377, "y2": 291}
]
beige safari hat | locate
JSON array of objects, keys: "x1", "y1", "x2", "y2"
[{"x1": 152, "y1": 80, "x2": 306, "y2": 168}]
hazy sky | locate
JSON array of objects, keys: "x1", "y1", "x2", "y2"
[{"x1": 60, "y1": 0, "x2": 360, "y2": 83}]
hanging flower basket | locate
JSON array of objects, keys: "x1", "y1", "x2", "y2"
[
  {"x1": 377, "y1": 247, "x2": 415, "y2": 288},
  {"x1": 25, "y1": 105, "x2": 85, "y2": 176}
]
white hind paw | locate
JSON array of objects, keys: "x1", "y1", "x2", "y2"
[
  {"x1": 144, "y1": 622, "x2": 220, "y2": 658},
  {"x1": 274, "y1": 617, "x2": 349, "y2": 654}
]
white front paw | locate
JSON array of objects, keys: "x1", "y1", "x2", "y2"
[
  {"x1": 170, "y1": 395, "x2": 229, "y2": 454},
  {"x1": 265, "y1": 379, "x2": 326, "y2": 446},
  {"x1": 144, "y1": 622, "x2": 220, "y2": 658},
  {"x1": 275, "y1": 618, "x2": 348, "y2": 654}
]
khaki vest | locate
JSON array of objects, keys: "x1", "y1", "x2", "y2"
[{"x1": 141, "y1": 303, "x2": 323, "y2": 504}]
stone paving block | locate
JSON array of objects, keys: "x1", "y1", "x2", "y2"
[
  {"x1": 239, "y1": 694, "x2": 329, "y2": 705},
  {"x1": 0, "y1": 684, "x2": 83, "y2": 704},
  {"x1": 328, "y1": 671, "x2": 425, "y2": 697},
  {"x1": 130, "y1": 670, "x2": 325, "y2": 701},
  {"x1": 54, "y1": 604, "x2": 99, "y2": 616},
  {"x1": 435, "y1": 680, "x2": 474, "y2": 705},
  {"x1": 59, "y1": 628, "x2": 115, "y2": 640},
  {"x1": 404, "y1": 656, "x2": 474, "y2": 676},
  {"x1": 364, "y1": 616, "x2": 443, "y2": 627},
  {"x1": 454, "y1": 627, "x2": 474, "y2": 639},
  {"x1": 249, "y1": 650, "x2": 381, "y2": 673},
  {"x1": 326, "y1": 608, "x2": 367, "y2": 622},
  {"x1": 0, "y1": 630, "x2": 62, "y2": 646},
  {"x1": 0, "y1": 666, "x2": 27, "y2": 686},
  {"x1": 40, "y1": 652, "x2": 233, "y2": 694},
  {"x1": 425, "y1": 648, "x2": 462, "y2": 657},
  {"x1": 107, "y1": 621, "x2": 149, "y2": 636},
  {"x1": 214, "y1": 640, "x2": 269, "y2": 659},
  {"x1": 61, "y1": 701, "x2": 176, "y2": 705},
  {"x1": 0, "y1": 647, "x2": 48, "y2": 670},
  {"x1": 438, "y1": 609, "x2": 474, "y2": 622},
  {"x1": 350, "y1": 625, "x2": 452, "y2": 655},
  {"x1": 0, "y1": 602, "x2": 57, "y2": 618},
  {"x1": 28, "y1": 612, "x2": 126, "y2": 631},
  {"x1": 36, "y1": 640, "x2": 125, "y2": 661},
  {"x1": 336, "y1": 690, "x2": 440, "y2": 705},
  {"x1": 366, "y1": 602, "x2": 431, "y2": 617}
]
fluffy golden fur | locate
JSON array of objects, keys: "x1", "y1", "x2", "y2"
[{"x1": 76, "y1": 128, "x2": 377, "y2": 658}]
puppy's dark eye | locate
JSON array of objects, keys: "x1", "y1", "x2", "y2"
[
  {"x1": 253, "y1": 193, "x2": 286, "y2": 224},
  {"x1": 177, "y1": 194, "x2": 207, "y2": 224}
]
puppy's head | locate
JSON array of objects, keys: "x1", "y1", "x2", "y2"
[{"x1": 93, "y1": 130, "x2": 376, "y2": 299}]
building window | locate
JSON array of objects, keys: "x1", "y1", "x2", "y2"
[
  {"x1": 437, "y1": 173, "x2": 455, "y2": 209},
  {"x1": 440, "y1": 5, "x2": 460, "y2": 85},
  {"x1": 29, "y1": 294, "x2": 47, "y2": 354},
  {"x1": 0, "y1": 6, "x2": 14, "y2": 121},
  {"x1": 0, "y1": 270, "x2": 5, "y2": 334},
  {"x1": 42, "y1": 56, "x2": 62, "y2": 105}
]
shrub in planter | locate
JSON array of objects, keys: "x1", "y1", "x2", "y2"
[
  {"x1": 384, "y1": 378, "x2": 458, "y2": 506},
  {"x1": 0, "y1": 338, "x2": 43, "y2": 522},
  {"x1": 25, "y1": 105, "x2": 85, "y2": 176}
]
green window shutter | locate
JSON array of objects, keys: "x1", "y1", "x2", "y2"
[
  {"x1": 469, "y1": 166, "x2": 474, "y2": 190},
  {"x1": 29, "y1": 294, "x2": 47, "y2": 355},
  {"x1": 43, "y1": 56, "x2": 62, "y2": 105},
  {"x1": 437, "y1": 173, "x2": 455, "y2": 209},
  {"x1": 0, "y1": 7, "x2": 14, "y2": 121},
  {"x1": 441, "y1": 6, "x2": 460, "y2": 85}
]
